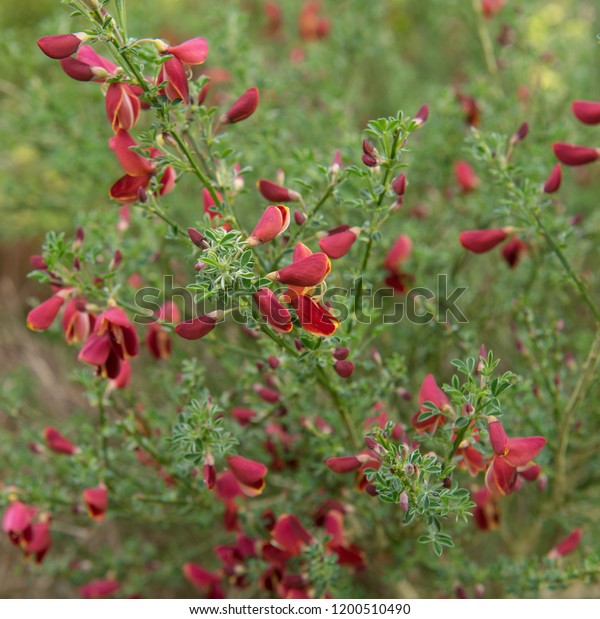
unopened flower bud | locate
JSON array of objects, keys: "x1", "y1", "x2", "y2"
[
  {"x1": 399, "y1": 491, "x2": 409, "y2": 512},
  {"x1": 294, "y1": 210, "x2": 307, "y2": 225}
]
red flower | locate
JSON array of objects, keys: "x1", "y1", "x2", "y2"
[
  {"x1": 543, "y1": 164, "x2": 562, "y2": 193},
  {"x1": 62, "y1": 298, "x2": 94, "y2": 344},
  {"x1": 174, "y1": 311, "x2": 222, "y2": 341},
  {"x1": 472, "y1": 487, "x2": 500, "y2": 531},
  {"x1": 78, "y1": 306, "x2": 139, "y2": 379},
  {"x1": 485, "y1": 416, "x2": 546, "y2": 496},
  {"x1": 325, "y1": 455, "x2": 369, "y2": 474},
  {"x1": 80, "y1": 579, "x2": 120, "y2": 599},
  {"x1": 258, "y1": 179, "x2": 302, "y2": 203},
  {"x1": 162, "y1": 38, "x2": 209, "y2": 65},
  {"x1": 298, "y1": 1, "x2": 331, "y2": 41},
  {"x1": 481, "y1": 0, "x2": 505, "y2": 19},
  {"x1": 22, "y1": 521, "x2": 52, "y2": 564},
  {"x1": 2, "y1": 501, "x2": 37, "y2": 546},
  {"x1": 334, "y1": 360, "x2": 355, "y2": 378},
  {"x1": 553, "y1": 142, "x2": 600, "y2": 166},
  {"x1": 227, "y1": 455, "x2": 268, "y2": 497},
  {"x1": 272, "y1": 514, "x2": 314, "y2": 555},
  {"x1": 247, "y1": 205, "x2": 291, "y2": 246},
  {"x1": 105, "y1": 82, "x2": 142, "y2": 132},
  {"x1": 146, "y1": 301, "x2": 180, "y2": 359},
  {"x1": 83, "y1": 485, "x2": 108, "y2": 521},
  {"x1": 109, "y1": 130, "x2": 176, "y2": 203},
  {"x1": 221, "y1": 87, "x2": 260, "y2": 124},
  {"x1": 290, "y1": 294, "x2": 339, "y2": 337},
  {"x1": 501, "y1": 237, "x2": 527, "y2": 269},
  {"x1": 44, "y1": 426, "x2": 79, "y2": 455},
  {"x1": 231, "y1": 407, "x2": 258, "y2": 426},
  {"x1": 459, "y1": 228, "x2": 509, "y2": 253},
  {"x1": 411, "y1": 374, "x2": 450, "y2": 433},
  {"x1": 318, "y1": 226, "x2": 360, "y2": 259},
  {"x1": 571, "y1": 100, "x2": 600, "y2": 125},
  {"x1": 413, "y1": 103, "x2": 430, "y2": 127},
  {"x1": 37, "y1": 33, "x2": 88, "y2": 59},
  {"x1": 267, "y1": 253, "x2": 331, "y2": 287},
  {"x1": 254, "y1": 288, "x2": 293, "y2": 333},
  {"x1": 158, "y1": 56, "x2": 189, "y2": 102},
  {"x1": 60, "y1": 45, "x2": 117, "y2": 82},
  {"x1": 547, "y1": 528, "x2": 582, "y2": 559},
  {"x1": 454, "y1": 160, "x2": 479, "y2": 193},
  {"x1": 26, "y1": 294, "x2": 66, "y2": 331},
  {"x1": 384, "y1": 235, "x2": 412, "y2": 271},
  {"x1": 183, "y1": 563, "x2": 223, "y2": 598}
]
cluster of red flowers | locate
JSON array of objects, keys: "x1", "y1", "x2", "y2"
[
  {"x1": 184, "y1": 509, "x2": 363, "y2": 599},
  {"x1": 458, "y1": 99, "x2": 600, "y2": 266}
]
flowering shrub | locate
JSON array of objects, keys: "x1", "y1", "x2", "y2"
[{"x1": 1, "y1": 0, "x2": 600, "y2": 599}]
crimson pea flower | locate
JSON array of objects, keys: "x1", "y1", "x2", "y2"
[
  {"x1": 271, "y1": 514, "x2": 314, "y2": 555},
  {"x1": 146, "y1": 301, "x2": 180, "y2": 359},
  {"x1": 158, "y1": 37, "x2": 209, "y2": 65},
  {"x1": 22, "y1": 520, "x2": 52, "y2": 564},
  {"x1": 158, "y1": 56, "x2": 189, "y2": 103},
  {"x1": 105, "y1": 82, "x2": 142, "y2": 132},
  {"x1": 267, "y1": 252, "x2": 331, "y2": 287},
  {"x1": 323, "y1": 510, "x2": 366, "y2": 569},
  {"x1": 481, "y1": 0, "x2": 505, "y2": 19},
  {"x1": 247, "y1": 205, "x2": 290, "y2": 246},
  {"x1": 62, "y1": 298, "x2": 94, "y2": 344},
  {"x1": 60, "y1": 45, "x2": 118, "y2": 82},
  {"x1": 83, "y1": 485, "x2": 108, "y2": 521},
  {"x1": 318, "y1": 225, "x2": 360, "y2": 259},
  {"x1": 384, "y1": 235, "x2": 412, "y2": 271},
  {"x1": 26, "y1": 294, "x2": 67, "y2": 332},
  {"x1": 413, "y1": 103, "x2": 430, "y2": 127},
  {"x1": 174, "y1": 311, "x2": 222, "y2": 341},
  {"x1": 109, "y1": 130, "x2": 176, "y2": 203},
  {"x1": 290, "y1": 294, "x2": 339, "y2": 337},
  {"x1": 547, "y1": 528, "x2": 582, "y2": 559},
  {"x1": 485, "y1": 416, "x2": 546, "y2": 496},
  {"x1": 80, "y1": 579, "x2": 120, "y2": 599},
  {"x1": 227, "y1": 455, "x2": 268, "y2": 497},
  {"x1": 325, "y1": 455, "x2": 370, "y2": 474},
  {"x1": 231, "y1": 407, "x2": 258, "y2": 426},
  {"x1": 220, "y1": 87, "x2": 260, "y2": 125},
  {"x1": 334, "y1": 360, "x2": 355, "y2": 378},
  {"x1": 384, "y1": 234, "x2": 413, "y2": 293},
  {"x1": 553, "y1": 142, "x2": 600, "y2": 166},
  {"x1": 454, "y1": 160, "x2": 479, "y2": 193},
  {"x1": 78, "y1": 306, "x2": 139, "y2": 379},
  {"x1": 44, "y1": 426, "x2": 79, "y2": 456},
  {"x1": 471, "y1": 487, "x2": 500, "y2": 531},
  {"x1": 2, "y1": 501, "x2": 37, "y2": 546},
  {"x1": 411, "y1": 374, "x2": 450, "y2": 433},
  {"x1": 37, "y1": 33, "x2": 89, "y2": 59},
  {"x1": 258, "y1": 179, "x2": 302, "y2": 203},
  {"x1": 459, "y1": 228, "x2": 511, "y2": 253},
  {"x1": 571, "y1": 100, "x2": 600, "y2": 125},
  {"x1": 543, "y1": 164, "x2": 562, "y2": 194},
  {"x1": 501, "y1": 237, "x2": 527, "y2": 269},
  {"x1": 183, "y1": 563, "x2": 223, "y2": 598},
  {"x1": 298, "y1": 1, "x2": 331, "y2": 41},
  {"x1": 254, "y1": 288, "x2": 293, "y2": 333}
]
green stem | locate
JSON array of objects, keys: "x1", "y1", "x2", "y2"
[
  {"x1": 351, "y1": 127, "x2": 402, "y2": 333},
  {"x1": 532, "y1": 212, "x2": 600, "y2": 323},
  {"x1": 258, "y1": 323, "x2": 360, "y2": 449},
  {"x1": 553, "y1": 328, "x2": 600, "y2": 504}
]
